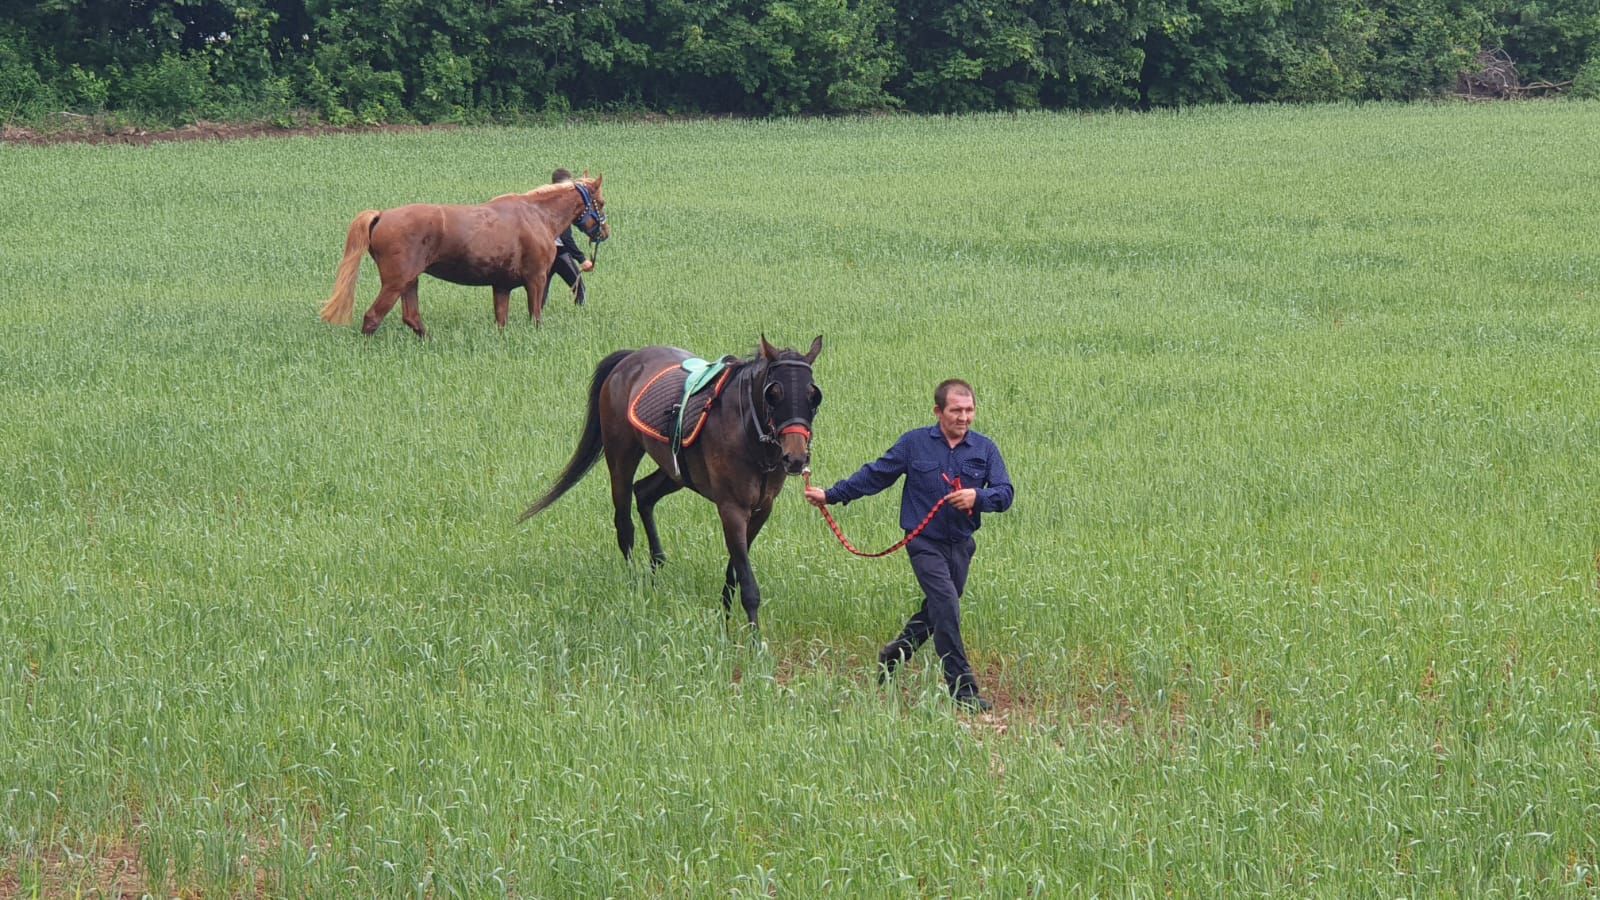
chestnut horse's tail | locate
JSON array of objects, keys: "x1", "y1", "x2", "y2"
[
  {"x1": 519, "y1": 348, "x2": 634, "y2": 521},
  {"x1": 320, "y1": 210, "x2": 381, "y2": 325}
]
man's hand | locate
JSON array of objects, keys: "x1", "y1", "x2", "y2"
[
  {"x1": 945, "y1": 487, "x2": 978, "y2": 513},
  {"x1": 580, "y1": 260, "x2": 595, "y2": 272},
  {"x1": 804, "y1": 486, "x2": 828, "y2": 508}
]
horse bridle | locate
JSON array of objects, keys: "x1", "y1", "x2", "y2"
[
  {"x1": 573, "y1": 182, "x2": 608, "y2": 248},
  {"x1": 749, "y1": 357, "x2": 821, "y2": 463}
]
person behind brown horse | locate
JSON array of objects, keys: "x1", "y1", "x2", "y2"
[
  {"x1": 545, "y1": 167, "x2": 596, "y2": 307},
  {"x1": 319, "y1": 175, "x2": 609, "y2": 337}
]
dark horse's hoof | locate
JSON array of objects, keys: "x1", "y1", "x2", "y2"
[{"x1": 649, "y1": 553, "x2": 667, "y2": 570}]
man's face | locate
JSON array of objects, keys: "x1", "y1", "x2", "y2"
[{"x1": 936, "y1": 389, "x2": 976, "y2": 442}]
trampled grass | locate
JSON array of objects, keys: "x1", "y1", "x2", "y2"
[{"x1": 2, "y1": 102, "x2": 1599, "y2": 895}]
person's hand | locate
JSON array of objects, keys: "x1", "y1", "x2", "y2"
[
  {"x1": 804, "y1": 486, "x2": 828, "y2": 508},
  {"x1": 945, "y1": 487, "x2": 978, "y2": 513},
  {"x1": 580, "y1": 260, "x2": 595, "y2": 272}
]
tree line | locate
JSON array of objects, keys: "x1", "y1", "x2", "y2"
[{"x1": 3, "y1": 0, "x2": 1597, "y2": 126}]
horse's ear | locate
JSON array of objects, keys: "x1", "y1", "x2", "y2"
[
  {"x1": 804, "y1": 335, "x2": 822, "y2": 363},
  {"x1": 759, "y1": 334, "x2": 778, "y2": 360},
  {"x1": 595, "y1": 172, "x2": 603, "y2": 189}
]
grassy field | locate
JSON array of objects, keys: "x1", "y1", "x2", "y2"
[{"x1": 3, "y1": 102, "x2": 1600, "y2": 896}]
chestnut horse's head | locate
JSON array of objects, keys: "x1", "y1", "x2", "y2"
[
  {"x1": 757, "y1": 335, "x2": 824, "y2": 475},
  {"x1": 573, "y1": 173, "x2": 610, "y2": 243}
]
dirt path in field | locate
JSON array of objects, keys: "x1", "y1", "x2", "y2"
[{"x1": 1, "y1": 121, "x2": 452, "y2": 147}]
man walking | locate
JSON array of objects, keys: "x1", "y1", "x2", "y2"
[
  {"x1": 546, "y1": 167, "x2": 595, "y2": 306},
  {"x1": 805, "y1": 379, "x2": 1014, "y2": 711}
]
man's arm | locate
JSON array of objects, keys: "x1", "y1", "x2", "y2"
[
  {"x1": 812, "y1": 436, "x2": 910, "y2": 506},
  {"x1": 558, "y1": 226, "x2": 587, "y2": 264},
  {"x1": 977, "y1": 442, "x2": 1014, "y2": 513}
]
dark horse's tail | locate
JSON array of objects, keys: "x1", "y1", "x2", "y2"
[{"x1": 518, "y1": 348, "x2": 633, "y2": 522}]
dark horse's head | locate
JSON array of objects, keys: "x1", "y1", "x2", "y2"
[{"x1": 756, "y1": 335, "x2": 823, "y2": 475}]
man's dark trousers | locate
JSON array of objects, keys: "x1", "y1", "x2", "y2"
[
  {"x1": 544, "y1": 253, "x2": 584, "y2": 304},
  {"x1": 883, "y1": 534, "x2": 978, "y2": 698}
]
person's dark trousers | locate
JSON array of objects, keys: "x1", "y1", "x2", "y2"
[
  {"x1": 544, "y1": 253, "x2": 585, "y2": 305},
  {"x1": 881, "y1": 534, "x2": 979, "y2": 699}
]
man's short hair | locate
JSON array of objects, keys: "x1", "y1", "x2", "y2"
[
  {"x1": 552, "y1": 168, "x2": 572, "y2": 183},
  {"x1": 935, "y1": 379, "x2": 975, "y2": 410}
]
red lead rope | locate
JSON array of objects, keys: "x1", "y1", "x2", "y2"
[{"x1": 803, "y1": 468, "x2": 965, "y2": 558}]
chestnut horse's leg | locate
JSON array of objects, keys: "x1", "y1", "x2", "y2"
[
  {"x1": 492, "y1": 287, "x2": 511, "y2": 329},
  {"x1": 524, "y1": 274, "x2": 549, "y2": 326},
  {"x1": 716, "y1": 501, "x2": 762, "y2": 635},
  {"x1": 399, "y1": 280, "x2": 426, "y2": 339},
  {"x1": 361, "y1": 281, "x2": 404, "y2": 336},
  {"x1": 633, "y1": 469, "x2": 683, "y2": 569}
]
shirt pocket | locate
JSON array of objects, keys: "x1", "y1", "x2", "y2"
[
  {"x1": 910, "y1": 459, "x2": 942, "y2": 494},
  {"x1": 960, "y1": 458, "x2": 988, "y2": 486}
]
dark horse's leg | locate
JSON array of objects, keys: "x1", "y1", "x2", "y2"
[
  {"x1": 717, "y1": 502, "x2": 770, "y2": 635},
  {"x1": 633, "y1": 469, "x2": 683, "y2": 569},
  {"x1": 606, "y1": 444, "x2": 646, "y2": 560},
  {"x1": 399, "y1": 280, "x2": 426, "y2": 339}
]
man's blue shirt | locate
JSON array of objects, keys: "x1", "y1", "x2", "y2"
[{"x1": 823, "y1": 426, "x2": 1014, "y2": 543}]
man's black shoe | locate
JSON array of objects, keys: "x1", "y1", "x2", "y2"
[
  {"x1": 955, "y1": 694, "x2": 992, "y2": 713},
  {"x1": 875, "y1": 646, "x2": 901, "y2": 686}
]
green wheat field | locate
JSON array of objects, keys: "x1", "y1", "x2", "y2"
[{"x1": 3, "y1": 102, "x2": 1600, "y2": 896}]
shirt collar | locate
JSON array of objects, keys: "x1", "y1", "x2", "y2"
[{"x1": 926, "y1": 424, "x2": 970, "y2": 448}]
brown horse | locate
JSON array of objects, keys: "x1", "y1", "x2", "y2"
[
  {"x1": 520, "y1": 336, "x2": 823, "y2": 635},
  {"x1": 319, "y1": 175, "x2": 609, "y2": 337}
]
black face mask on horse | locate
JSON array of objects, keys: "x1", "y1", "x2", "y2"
[{"x1": 520, "y1": 335, "x2": 823, "y2": 636}]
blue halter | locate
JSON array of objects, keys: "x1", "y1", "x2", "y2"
[{"x1": 573, "y1": 182, "x2": 608, "y2": 243}]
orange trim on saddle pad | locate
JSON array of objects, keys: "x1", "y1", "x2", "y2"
[{"x1": 627, "y1": 365, "x2": 736, "y2": 447}]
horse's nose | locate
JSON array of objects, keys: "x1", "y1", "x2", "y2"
[{"x1": 785, "y1": 450, "x2": 810, "y2": 476}]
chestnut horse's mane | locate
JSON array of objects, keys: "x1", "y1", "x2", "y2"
[{"x1": 494, "y1": 177, "x2": 598, "y2": 203}]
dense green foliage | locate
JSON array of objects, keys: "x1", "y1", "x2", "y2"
[
  {"x1": 3, "y1": 0, "x2": 1599, "y2": 125},
  {"x1": 3, "y1": 104, "x2": 1600, "y2": 894}
]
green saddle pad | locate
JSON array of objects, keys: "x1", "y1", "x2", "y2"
[
  {"x1": 676, "y1": 357, "x2": 732, "y2": 445},
  {"x1": 680, "y1": 357, "x2": 726, "y2": 397}
]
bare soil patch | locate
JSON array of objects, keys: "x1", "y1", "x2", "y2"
[
  {"x1": 1, "y1": 843, "x2": 148, "y2": 899},
  {"x1": 2, "y1": 120, "x2": 452, "y2": 147}
]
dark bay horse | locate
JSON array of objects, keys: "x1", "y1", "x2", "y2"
[
  {"x1": 319, "y1": 175, "x2": 609, "y2": 337},
  {"x1": 520, "y1": 336, "x2": 823, "y2": 635}
]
